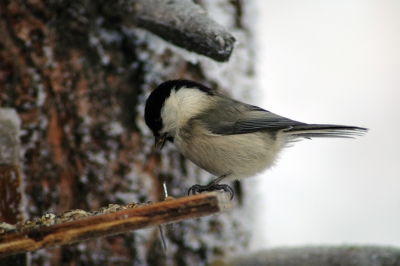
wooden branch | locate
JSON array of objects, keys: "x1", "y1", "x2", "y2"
[
  {"x1": 216, "y1": 245, "x2": 400, "y2": 266},
  {"x1": 122, "y1": 0, "x2": 236, "y2": 62},
  {"x1": 0, "y1": 192, "x2": 233, "y2": 258}
]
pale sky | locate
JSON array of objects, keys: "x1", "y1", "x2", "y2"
[{"x1": 250, "y1": 0, "x2": 400, "y2": 249}]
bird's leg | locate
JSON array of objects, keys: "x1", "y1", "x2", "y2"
[{"x1": 187, "y1": 174, "x2": 234, "y2": 200}]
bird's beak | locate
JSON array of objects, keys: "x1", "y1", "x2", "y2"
[{"x1": 155, "y1": 134, "x2": 167, "y2": 150}]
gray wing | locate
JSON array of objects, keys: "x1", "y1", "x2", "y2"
[
  {"x1": 202, "y1": 104, "x2": 304, "y2": 135},
  {"x1": 195, "y1": 94, "x2": 367, "y2": 137},
  {"x1": 200, "y1": 104, "x2": 367, "y2": 138}
]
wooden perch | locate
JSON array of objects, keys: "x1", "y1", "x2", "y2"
[
  {"x1": 123, "y1": 0, "x2": 236, "y2": 62},
  {"x1": 0, "y1": 192, "x2": 233, "y2": 258}
]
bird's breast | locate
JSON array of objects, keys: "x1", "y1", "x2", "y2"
[{"x1": 174, "y1": 130, "x2": 287, "y2": 180}]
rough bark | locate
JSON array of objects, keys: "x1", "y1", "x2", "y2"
[
  {"x1": 0, "y1": 109, "x2": 26, "y2": 266},
  {"x1": 0, "y1": 1, "x2": 249, "y2": 265}
]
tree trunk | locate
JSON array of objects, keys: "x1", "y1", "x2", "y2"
[{"x1": 0, "y1": 0, "x2": 254, "y2": 265}]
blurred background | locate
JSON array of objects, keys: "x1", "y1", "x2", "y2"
[
  {"x1": 250, "y1": 0, "x2": 400, "y2": 249},
  {"x1": 1, "y1": 0, "x2": 399, "y2": 264}
]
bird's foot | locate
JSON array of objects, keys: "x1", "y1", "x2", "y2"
[{"x1": 188, "y1": 183, "x2": 234, "y2": 200}]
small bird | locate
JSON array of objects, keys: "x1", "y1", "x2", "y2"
[{"x1": 144, "y1": 79, "x2": 367, "y2": 199}]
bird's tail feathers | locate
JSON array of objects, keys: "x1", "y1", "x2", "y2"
[{"x1": 283, "y1": 124, "x2": 368, "y2": 139}]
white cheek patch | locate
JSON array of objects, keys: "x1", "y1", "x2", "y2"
[
  {"x1": 160, "y1": 96, "x2": 178, "y2": 134},
  {"x1": 160, "y1": 88, "x2": 211, "y2": 135}
]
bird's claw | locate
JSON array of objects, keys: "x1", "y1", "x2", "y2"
[{"x1": 188, "y1": 183, "x2": 234, "y2": 200}]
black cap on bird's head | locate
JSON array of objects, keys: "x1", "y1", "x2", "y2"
[{"x1": 144, "y1": 79, "x2": 214, "y2": 149}]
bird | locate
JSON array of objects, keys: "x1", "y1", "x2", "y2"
[{"x1": 144, "y1": 79, "x2": 367, "y2": 200}]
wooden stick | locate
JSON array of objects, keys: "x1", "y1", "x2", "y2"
[{"x1": 0, "y1": 192, "x2": 233, "y2": 258}]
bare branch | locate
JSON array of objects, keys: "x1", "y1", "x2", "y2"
[
  {"x1": 0, "y1": 192, "x2": 233, "y2": 258},
  {"x1": 216, "y1": 246, "x2": 400, "y2": 266},
  {"x1": 124, "y1": 0, "x2": 236, "y2": 62}
]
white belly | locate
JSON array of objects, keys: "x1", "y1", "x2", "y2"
[{"x1": 174, "y1": 131, "x2": 287, "y2": 181}]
